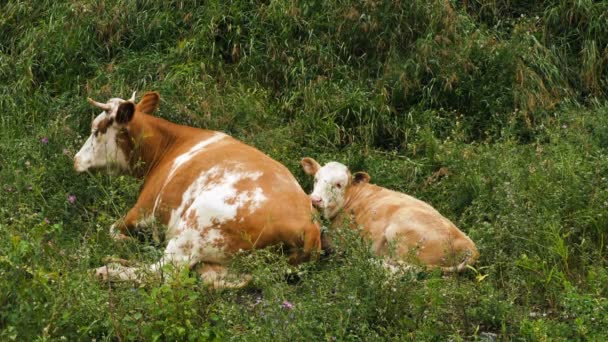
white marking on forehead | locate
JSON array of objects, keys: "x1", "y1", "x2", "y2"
[
  {"x1": 167, "y1": 166, "x2": 266, "y2": 238},
  {"x1": 317, "y1": 162, "x2": 349, "y2": 183},
  {"x1": 153, "y1": 133, "x2": 227, "y2": 213},
  {"x1": 91, "y1": 98, "x2": 126, "y2": 123}
]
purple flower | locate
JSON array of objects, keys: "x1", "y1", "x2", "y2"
[
  {"x1": 281, "y1": 300, "x2": 294, "y2": 310},
  {"x1": 68, "y1": 194, "x2": 76, "y2": 204},
  {"x1": 44, "y1": 217, "x2": 50, "y2": 224},
  {"x1": 40, "y1": 137, "x2": 49, "y2": 144}
]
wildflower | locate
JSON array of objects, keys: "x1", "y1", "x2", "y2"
[
  {"x1": 68, "y1": 194, "x2": 76, "y2": 204},
  {"x1": 44, "y1": 218, "x2": 50, "y2": 224},
  {"x1": 40, "y1": 137, "x2": 49, "y2": 144},
  {"x1": 281, "y1": 300, "x2": 294, "y2": 310}
]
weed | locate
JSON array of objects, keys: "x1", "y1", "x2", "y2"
[{"x1": 1, "y1": 0, "x2": 607, "y2": 339}]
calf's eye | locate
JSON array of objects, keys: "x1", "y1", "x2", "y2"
[{"x1": 336, "y1": 183, "x2": 342, "y2": 189}]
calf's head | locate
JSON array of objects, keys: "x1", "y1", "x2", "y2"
[
  {"x1": 301, "y1": 157, "x2": 370, "y2": 219},
  {"x1": 73, "y1": 91, "x2": 159, "y2": 173}
]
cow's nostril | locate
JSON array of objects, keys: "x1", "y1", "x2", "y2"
[{"x1": 311, "y1": 196, "x2": 323, "y2": 207}]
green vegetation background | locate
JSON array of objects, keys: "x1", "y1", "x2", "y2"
[{"x1": 1, "y1": 0, "x2": 607, "y2": 340}]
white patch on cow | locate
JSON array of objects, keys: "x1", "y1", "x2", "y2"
[
  {"x1": 153, "y1": 133, "x2": 227, "y2": 213},
  {"x1": 249, "y1": 187, "x2": 267, "y2": 211},
  {"x1": 168, "y1": 166, "x2": 264, "y2": 231},
  {"x1": 310, "y1": 161, "x2": 350, "y2": 219},
  {"x1": 74, "y1": 111, "x2": 130, "y2": 172},
  {"x1": 167, "y1": 133, "x2": 227, "y2": 181},
  {"x1": 160, "y1": 166, "x2": 266, "y2": 264},
  {"x1": 197, "y1": 229, "x2": 226, "y2": 263},
  {"x1": 154, "y1": 227, "x2": 227, "y2": 269}
]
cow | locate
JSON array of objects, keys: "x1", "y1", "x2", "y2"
[
  {"x1": 300, "y1": 157, "x2": 479, "y2": 272},
  {"x1": 73, "y1": 91, "x2": 321, "y2": 288}
]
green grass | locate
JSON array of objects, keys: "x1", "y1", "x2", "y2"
[{"x1": 1, "y1": 0, "x2": 608, "y2": 340}]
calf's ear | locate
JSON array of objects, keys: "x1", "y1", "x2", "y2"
[
  {"x1": 301, "y1": 157, "x2": 321, "y2": 175},
  {"x1": 352, "y1": 171, "x2": 370, "y2": 184},
  {"x1": 136, "y1": 91, "x2": 160, "y2": 114},
  {"x1": 116, "y1": 102, "x2": 135, "y2": 124}
]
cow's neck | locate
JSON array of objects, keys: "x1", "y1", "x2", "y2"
[
  {"x1": 126, "y1": 112, "x2": 187, "y2": 178},
  {"x1": 339, "y1": 183, "x2": 375, "y2": 219}
]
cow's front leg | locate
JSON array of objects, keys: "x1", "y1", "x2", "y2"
[
  {"x1": 97, "y1": 232, "x2": 199, "y2": 282},
  {"x1": 109, "y1": 206, "x2": 157, "y2": 242},
  {"x1": 108, "y1": 209, "x2": 139, "y2": 241},
  {"x1": 109, "y1": 220, "x2": 133, "y2": 241}
]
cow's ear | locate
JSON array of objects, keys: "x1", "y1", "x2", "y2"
[
  {"x1": 301, "y1": 157, "x2": 321, "y2": 175},
  {"x1": 116, "y1": 101, "x2": 135, "y2": 124},
  {"x1": 352, "y1": 171, "x2": 370, "y2": 184},
  {"x1": 136, "y1": 91, "x2": 160, "y2": 114}
]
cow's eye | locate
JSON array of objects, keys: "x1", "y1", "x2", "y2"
[{"x1": 336, "y1": 182, "x2": 342, "y2": 189}]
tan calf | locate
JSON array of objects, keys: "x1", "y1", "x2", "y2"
[
  {"x1": 301, "y1": 158, "x2": 478, "y2": 272},
  {"x1": 73, "y1": 92, "x2": 320, "y2": 288}
]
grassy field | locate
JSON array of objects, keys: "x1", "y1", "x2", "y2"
[{"x1": 1, "y1": 0, "x2": 608, "y2": 340}]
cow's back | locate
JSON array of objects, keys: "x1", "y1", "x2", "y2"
[{"x1": 342, "y1": 183, "x2": 477, "y2": 265}]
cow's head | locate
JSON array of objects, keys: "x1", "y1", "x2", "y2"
[
  {"x1": 301, "y1": 157, "x2": 370, "y2": 219},
  {"x1": 73, "y1": 91, "x2": 159, "y2": 173}
]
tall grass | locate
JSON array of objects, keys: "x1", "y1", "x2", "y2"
[{"x1": 1, "y1": 0, "x2": 607, "y2": 339}]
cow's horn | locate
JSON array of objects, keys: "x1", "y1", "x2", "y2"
[{"x1": 87, "y1": 98, "x2": 112, "y2": 111}]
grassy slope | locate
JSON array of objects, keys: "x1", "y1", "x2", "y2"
[{"x1": 1, "y1": 0, "x2": 607, "y2": 340}]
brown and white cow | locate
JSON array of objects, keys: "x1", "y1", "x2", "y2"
[
  {"x1": 300, "y1": 157, "x2": 478, "y2": 272},
  {"x1": 73, "y1": 91, "x2": 321, "y2": 287}
]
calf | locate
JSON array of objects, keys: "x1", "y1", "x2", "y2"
[
  {"x1": 73, "y1": 92, "x2": 320, "y2": 287},
  {"x1": 300, "y1": 157, "x2": 478, "y2": 272}
]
